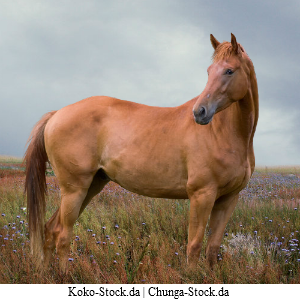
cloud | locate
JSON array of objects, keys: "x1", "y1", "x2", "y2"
[
  {"x1": 0, "y1": 1, "x2": 210, "y2": 156},
  {"x1": 0, "y1": 1, "x2": 299, "y2": 166},
  {"x1": 1, "y1": 1, "x2": 209, "y2": 105},
  {"x1": 255, "y1": 107, "x2": 300, "y2": 165}
]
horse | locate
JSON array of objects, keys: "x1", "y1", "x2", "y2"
[{"x1": 24, "y1": 33, "x2": 259, "y2": 272}]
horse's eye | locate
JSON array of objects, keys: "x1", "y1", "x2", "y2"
[{"x1": 225, "y1": 69, "x2": 234, "y2": 75}]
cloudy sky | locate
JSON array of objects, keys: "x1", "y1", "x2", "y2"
[{"x1": 0, "y1": 0, "x2": 299, "y2": 166}]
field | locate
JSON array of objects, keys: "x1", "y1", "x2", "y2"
[{"x1": 0, "y1": 156, "x2": 299, "y2": 284}]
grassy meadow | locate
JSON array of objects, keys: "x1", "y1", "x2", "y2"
[{"x1": 0, "y1": 155, "x2": 299, "y2": 284}]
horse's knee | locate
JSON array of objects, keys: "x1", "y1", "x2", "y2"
[
  {"x1": 187, "y1": 242, "x2": 202, "y2": 265},
  {"x1": 188, "y1": 241, "x2": 202, "y2": 254},
  {"x1": 44, "y1": 214, "x2": 60, "y2": 246},
  {"x1": 206, "y1": 245, "x2": 219, "y2": 268}
]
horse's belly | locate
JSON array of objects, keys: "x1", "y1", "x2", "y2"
[
  {"x1": 116, "y1": 177, "x2": 188, "y2": 199},
  {"x1": 100, "y1": 131, "x2": 189, "y2": 199},
  {"x1": 103, "y1": 157, "x2": 188, "y2": 199}
]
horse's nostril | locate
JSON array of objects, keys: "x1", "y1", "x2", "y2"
[
  {"x1": 193, "y1": 106, "x2": 207, "y2": 123},
  {"x1": 199, "y1": 106, "x2": 206, "y2": 117}
]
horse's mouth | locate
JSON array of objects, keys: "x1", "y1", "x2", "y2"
[
  {"x1": 194, "y1": 114, "x2": 213, "y2": 125},
  {"x1": 199, "y1": 119, "x2": 212, "y2": 125}
]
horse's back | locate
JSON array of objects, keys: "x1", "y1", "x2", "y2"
[{"x1": 44, "y1": 96, "x2": 191, "y2": 198}]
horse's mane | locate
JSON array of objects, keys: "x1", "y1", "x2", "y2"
[{"x1": 212, "y1": 41, "x2": 246, "y2": 62}]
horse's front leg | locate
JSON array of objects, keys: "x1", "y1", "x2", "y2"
[
  {"x1": 206, "y1": 193, "x2": 239, "y2": 267},
  {"x1": 187, "y1": 188, "x2": 216, "y2": 266}
]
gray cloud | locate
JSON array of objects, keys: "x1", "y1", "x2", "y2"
[{"x1": 0, "y1": 0, "x2": 299, "y2": 165}]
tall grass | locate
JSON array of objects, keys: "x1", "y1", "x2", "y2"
[
  {"x1": 0, "y1": 155, "x2": 23, "y2": 164},
  {"x1": 0, "y1": 159, "x2": 299, "y2": 283}
]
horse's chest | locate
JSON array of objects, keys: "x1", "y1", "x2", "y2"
[{"x1": 217, "y1": 163, "x2": 251, "y2": 196}]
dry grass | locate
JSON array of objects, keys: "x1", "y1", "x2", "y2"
[{"x1": 0, "y1": 158, "x2": 299, "y2": 283}]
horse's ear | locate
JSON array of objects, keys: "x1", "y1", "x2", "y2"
[
  {"x1": 231, "y1": 33, "x2": 239, "y2": 54},
  {"x1": 210, "y1": 34, "x2": 220, "y2": 50}
]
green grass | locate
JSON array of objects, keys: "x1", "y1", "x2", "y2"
[
  {"x1": 0, "y1": 160, "x2": 299, "y2": 283},
  {"x1": 255, "y1": 165, "x2": 300, "y2": 174},
  {"x1": 0, "y1": 155, "x2": 23, "y2": 164}
]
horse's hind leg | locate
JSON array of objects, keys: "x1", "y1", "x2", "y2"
[
  {"x1": 59, "y1": 190, "x2": 87, "y2": 271},
  {"x1": 43, "y1": 171, "x2": 109, "y2": 272},
  {"x1": 78, "y1": 170, "x2": 109, "y2": 216},
  {"x1": 43, "y1": 187, "x2": 89, "y2": 272},
  {"x1": 43, "y1": 209, "x2": 59, "y2": 268}
]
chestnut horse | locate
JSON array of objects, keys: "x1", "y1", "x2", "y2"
[{"x1": 24, "y1": 34, "x2": 258, "y2": 272}]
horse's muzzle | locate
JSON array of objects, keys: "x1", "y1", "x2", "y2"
[{"x1": 193, "y1": 106, "x2": 213, "y2": 125}]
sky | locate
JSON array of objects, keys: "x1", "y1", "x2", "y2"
[{"x1": 0, "y1": 0, "x2": 299, "y2": 166}]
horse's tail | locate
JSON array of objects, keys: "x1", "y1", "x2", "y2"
[{"x1": 24, "y1": 111, "x2": 56, "y2": 264}]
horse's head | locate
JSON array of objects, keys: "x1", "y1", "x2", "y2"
[{"x1": 193, "y1": 34, "x2": 251, "y2": 125}]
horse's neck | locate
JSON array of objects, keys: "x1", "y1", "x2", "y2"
[{"x1": 213, "y1": 69, "x2": 258, "y2": 152}]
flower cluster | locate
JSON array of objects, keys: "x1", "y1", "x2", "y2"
[{"x1": 0, "y1": 207, "x2": 29, "y2": 255}]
